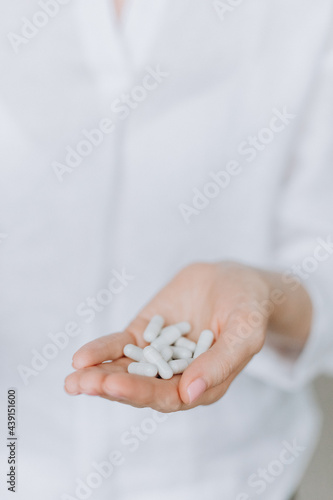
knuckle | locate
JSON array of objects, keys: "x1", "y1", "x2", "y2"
[
  {"x1": 251, "y1": 331, "x2": 265, "y2": 354},
  {"x1": 211, "y1": 354, "x2": 233, "y2": 385},
  {"x1": 155, "y1": 397, "x2": 182, "y2": 413},
  {"x1": 218, "y1": 359, "x2": 233, "y2": 382}
]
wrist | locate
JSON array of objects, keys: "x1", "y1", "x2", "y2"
[{"x1": 258, "y1": 269, "x2": 312, "y2": 346}]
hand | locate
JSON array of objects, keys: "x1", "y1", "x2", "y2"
[{"x1": 64, "y1": 262, "x2": 311, "y2": 412}]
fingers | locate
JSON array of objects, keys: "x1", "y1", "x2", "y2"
[
  {"x1": 179, "y1": 316, "x2": 265, "y2": 404},
  {"x1": 101, "y1": 372, "x2": 182, "y2": 412},
  {"x1": 72, "y1": 316, "x2": 153, "y2": 369},
  {"x1": 72, "y1": 331, "x2": 136, "y2": 369},
  {"x1": 65, "y1": 360, "x2": 183, "y2": 412},
  {"x1": 65, "y1": 358, "x2": 130, "y2": 395}
]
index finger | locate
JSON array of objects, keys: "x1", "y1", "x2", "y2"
[{"x1": 72, "y1": 330, "x2": 136, "y2": 369}]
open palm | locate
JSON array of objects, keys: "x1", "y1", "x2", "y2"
[{"x1": 65, "y1": 262, "x2": 268, "y2": 412}]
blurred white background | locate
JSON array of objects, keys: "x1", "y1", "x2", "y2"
[{"x1": 299, "y1": 377, "x2": 333, "y2": 499}]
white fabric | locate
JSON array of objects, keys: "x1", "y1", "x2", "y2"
[{"x1": 1, "y1": 1, "x2": 333, "y2": 499}]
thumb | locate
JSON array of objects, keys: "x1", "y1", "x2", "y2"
[{"x1": 179, "y1": 320, "x2": 264, "y2": 405}]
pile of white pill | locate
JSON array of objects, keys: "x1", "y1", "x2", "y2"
[{"x1": 123, "y1": 315, "x2": 214, "y2": 379}]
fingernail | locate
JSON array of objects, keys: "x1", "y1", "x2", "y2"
[{"x1": 187, "y1": 378, "x2": 207, "y2": 404}]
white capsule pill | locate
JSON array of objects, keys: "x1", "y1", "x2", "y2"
[
  {"x1": 123, "y1": 344, "x2": 144, "y2": 362},
  {"x1": 150, "y1": 339, "x2": 165, "y2": 349},
  {"x1": 174, "y1": 321, "x2": 192, "y2": 334},
  {"x1": 143, "y1": 315, "x2": 165, "y2": 343},
  {"x1": 161, "y1": 321, "x2": 191, "y2": 336},
  {"x1": 128, "y1": 362, "x2": 158, "y2": 377},
  {"x1": 193, "y1": 329, "x2": 215, "y2": 359},
  {"x1": 170, "y1": 346, "x2": 192, "y2": 359},
  {"x1": 169, "y1": 359, "x2": 189, "y2": 375},
  {"x1": 160, "y1": 346, "x2": 173, "y2": 362},
  {"x1": 152, "y1": 325, "x2": 182, "y2": 347},
  {"x1": 150, "y1": 342, "x2": 169, "y2": 355},
  {"x1": 143, "y1": 346, "x2": 173, "y2": 380},
  {"x1": 175, "y1": 337, "x2": 196, "y2": 353},
  {"x1": 145, "y1": 343, "x2": 172, "y2": 362}
]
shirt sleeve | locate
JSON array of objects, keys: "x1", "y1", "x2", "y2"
[{"x1": 245, "y1": 24, "x2": 333, "y2": 392}]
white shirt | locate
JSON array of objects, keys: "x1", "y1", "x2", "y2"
[{"x1": 1, "y1": 1, "x2": 333, "y2": 499}]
